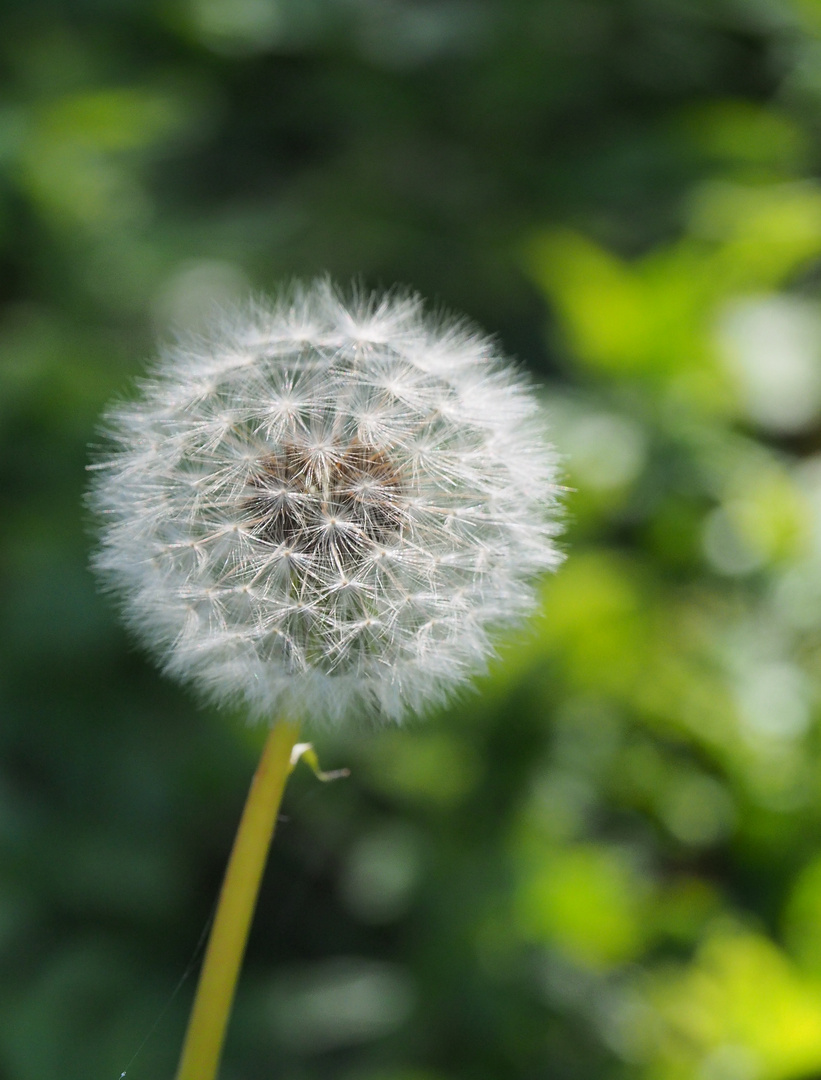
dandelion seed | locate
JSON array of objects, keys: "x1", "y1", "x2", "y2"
[{"x1": 89, "y1": 280, "x2": 563, "y2": 725}]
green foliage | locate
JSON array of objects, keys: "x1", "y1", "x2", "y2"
[{"x1": 6, "y1": 2, "x2": 821, "y2": 1078}]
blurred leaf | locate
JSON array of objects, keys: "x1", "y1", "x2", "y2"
[
  {"x1": 647, "y1": 929, "x2": 821, "y2": 1080},
  {"x1": 514, "y1": 843, "x2": 648, "y2": 971}
]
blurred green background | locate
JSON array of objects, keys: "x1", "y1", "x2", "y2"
[{"x1": 7, "y1": 1, "x2": 821, "y2": 1078}]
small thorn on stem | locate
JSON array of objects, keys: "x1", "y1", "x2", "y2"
[{"x1": 290, "y1": 742, "x2": 350, "y2": 782}]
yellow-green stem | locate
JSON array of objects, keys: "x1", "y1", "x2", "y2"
[{"x1": 175, "y1": 720, "x2": 300, "y2": 1080}]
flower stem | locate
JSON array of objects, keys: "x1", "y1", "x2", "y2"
[{"x1": 175, "y1": 720, "x2": 301, "y2": 1080}]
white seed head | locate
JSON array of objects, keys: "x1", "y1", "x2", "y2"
[{"x1": 89, "y1": 281, "x2": 563, "y2": 725}]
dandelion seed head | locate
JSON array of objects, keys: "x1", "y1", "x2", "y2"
[{"x1": 89, "y1": 281, "x2": 563, "y2": 725}]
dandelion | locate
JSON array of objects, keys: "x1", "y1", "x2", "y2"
[
  {"x1": 90, "y1": 280, "x2": 563, "y2": 726},
  {"x1": 89, "y1": 280, "x2": 563, "y2": 1080}
]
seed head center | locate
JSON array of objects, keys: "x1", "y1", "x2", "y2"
[{"x1": 245, "y1": 440, "x2": 405, "y2": 556}]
